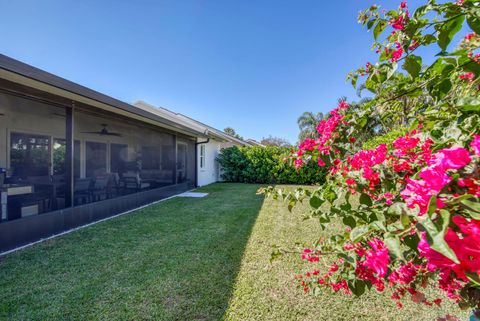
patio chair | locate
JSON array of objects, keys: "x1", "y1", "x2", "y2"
[
  {"x1": 123, "y1": 173, "x2": 150, "y2": 193},
  {"x1": 107, "y1": 172, "x2": 123, "y2": 197},
  {"x1": 91, "y1": 175, "x2": 110, "y2": 202},
  {"x1": 74, "y1": 178, "x2": 92, "y2": 205},
  {"x1": 51, "y1": 174, "x2": 66, "y2": 209}
]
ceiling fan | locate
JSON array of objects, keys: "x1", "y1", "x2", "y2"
[{"x1": 81, "y1": 124, "x2": 122, "y2": 137}]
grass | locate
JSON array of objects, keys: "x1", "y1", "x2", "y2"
[{"x1": 0, "y1": 183, "x2": 468, "y2": 320}]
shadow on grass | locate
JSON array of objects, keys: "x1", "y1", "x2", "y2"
[{"x1": 0, "y1": 183, "x2": 265, "y2": 320}]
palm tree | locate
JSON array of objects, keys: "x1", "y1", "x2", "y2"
[{"x1": 297, "y1": 111, "x2": 325, "y2": 142}]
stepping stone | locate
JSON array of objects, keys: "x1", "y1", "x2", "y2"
[{"x1": 177, "y1": 192, "x2": 209, "y2": 198}]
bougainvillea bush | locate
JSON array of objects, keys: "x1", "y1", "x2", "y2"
[{"x1": 262, "y1": 0, "x2": 480, "y2": 315}]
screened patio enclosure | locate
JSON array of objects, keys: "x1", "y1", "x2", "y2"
[{"x1": 0, "y1": 89, "x2": 195, "y2": 226}]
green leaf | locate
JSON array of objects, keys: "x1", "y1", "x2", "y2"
[
  {"x1": 467, "y1": 14, "x2": 480, "y2": 35},
  {"x1": 400, "y1": 214, "x2": 410, "y2": 228},
  {"x1": 404, "y1": 233, "x2": 420, "y2": 251},
  {"x1": 427, "y1": 194, "x2": 438, "y2": 217},
  {"x1": 343, "y1": 216, "x2": 357, "y2": 229},
  {"x1": 437, "y1": 15, "x2": 465, "y2": 51},
  {"x1": 403, "y1": 55, "x2": 422, "y2": 78},
  {"x1": 466, "y1": 272, "x2": 480, "y2": 287},
  {"x1": 350, "y1": 225, "x2": 369, "y2": 242},
  {"x1": 386, "y1": 62, "x2": 398, "y2": 80},
  {"x1": 422, "y1": 34, "x2": 437, "y2": 45},
  {"x1": 373, "y1": 21, "x2": 387, "y2": 40},
  {"x1": 457, "y1": 97, "x2": 480, "y2": 112},
  {"x1": 417, "y1": 209, "x2": 459, "y2": 264},
  {"x1": 340, "y1": 202, "x2": 352, "y2": 211},
  {"x1": 461, "y1": 198, "x2": 480, "y2": 219},
  {"x1": 369, "y1": 220, "x2": 386, "y2": 232},
  {"x1": 358, "y1": 116, "x2": 368, "y2": 128},
  {"x1": 367, "y1": 19, "x2": 376, "y2": 30},
  {"x1": 413, "y1": 4, "x2": 431, "y2": 19},
  {"x1": 388, "y1": 202, "x2": 409, "y2": 216},
  {"x1": 359, "y1": 193, "x2": 373, "y2": 207},
  {"x1": 433, "y1": 78, "x2": 452, "y2": 101},
  {"x1": 348, "y1": 280, "x2": 366, "y2": 297},
  {"x1": 323, "y1": 186, "x2": 337, "y2": 203},
  {"x1": 338, "y1": 253, "x2": 355, "y2": 264},
  {"x1": 385, "y1": 233, "x2": 405, "y2": 261},
  {"x1": 309, "y1": 196, "x2": 324, "y2": 209}
]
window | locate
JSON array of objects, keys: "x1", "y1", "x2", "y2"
[
  {"x1": 199, "y1": 145, "x2": 206, "y2": 169},
  {"x1": 85, "y1": 141, "x2": 107, "y2": 178},
  {"x1": 111, "y1": 144, "x2": 128, "y2": 174},
  {"x1": 142, "y1": 146, "x2": 160, "y2": 170},
  {"x1": 53, "y1": 139, "x2": 81, "y2": 178},
  {"x1": 10, "y1": 132, "x2": 50, "y2": 178},
  {"x1": 52, "y1": 138, "x2": 65, "y2": 175},
  {"x1": 161, "y1": 145, "x2": 174, "y2": 170}
]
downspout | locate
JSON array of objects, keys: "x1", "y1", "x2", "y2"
[{"x1": 195, "y1": 129, "x2": 210, "y2": 187}]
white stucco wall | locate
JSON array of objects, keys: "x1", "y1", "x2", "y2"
[
  {"x1": 196, "y1": 140, "x2": 245, "y2": 186},
  {"x1": 196, "y1": 139, "x2": 221, "y2": 187}
]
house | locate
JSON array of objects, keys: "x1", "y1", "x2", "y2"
[
  {"x1": 245, "y1": 139, "x2": 265, "y2": 147},
  {"x1": 0, "y1": 54, "x2": 249, "y2": 252},
  {"x1": 133, "y1": 101, "x2": 250, "y2": 186}
]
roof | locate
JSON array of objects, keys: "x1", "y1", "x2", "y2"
[
  {"x1": 134, "y1": 100, "x2": 252, "y2": 146},
  {"x1": 0, "y1": 54, "x2": 206, "y2": 138},
  {"x1": 245, "y1": 139, "x2": 265, "y2": 147}
]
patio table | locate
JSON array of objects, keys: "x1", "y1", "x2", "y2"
[{"x1": 0, "y1": 184, "x2": 34, "y2": 221}]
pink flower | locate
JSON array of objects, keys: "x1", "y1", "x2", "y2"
[
  {"x1": 294, "y1": 158, "x2": 303, "y2": 168},
  {"x1": 459, "y1": 72, "x2": 474, "y2": 81},
  {"x1": 471, "y1": 135, "x2": 480, "y2": 156},
  {"x1": 392, "y1": 262, "x2": 417, "y2": 284},
  {"x1": 391, "y1": 48, "x2": 404, "y2": 62},
  {"x1": 418, "y1": 231, "x2": 462, "y2": 276},
  {"x1": 465, "y1": 32, "x2": 476, "y2": 41},
  {"x1": 393, "y1": 134, "x2": 419, "y2": 156},
  {"x1": 419, "y1": 166, "x2": 451, "y2": 191},
  {"x1": 428, "y1": 148, "x2": 471, "y2": 171},
  {"x1": 400, "y1": 2, "x2": 407, "y2": 8},
  {"x1": 363, "y1": 238, "x2": 390, "y2": 278},
  {"x1": 317, "y1": 158, "x2": 325, "y2": 167},
  {"x1": 419, "y1": 217, "x2": 480, "y2": 281},
  {"x1": 400, "y1": 178, "x2": 431, "y2": 214},
  {"x1": 345, "y1": 178, "x2": 356, "y2": 185},
  {"x1": 391, "y1": 16, "x2": 405, "y2": 30}
]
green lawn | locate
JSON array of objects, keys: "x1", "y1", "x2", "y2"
[{"x1": 0, "y1": 183, "x2": 467, "y2": 320}]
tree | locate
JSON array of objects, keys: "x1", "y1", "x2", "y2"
[
  {"x1": 223, "y1": 127, "x2": 244, "y2": 140},
  {"x1": 260, "y1": 135, "x2": 291, "y2": 147},
  {"x1": 297, "y1": 112, "x2": 325, "y2": 141}
]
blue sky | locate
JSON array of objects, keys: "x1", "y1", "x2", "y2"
[{"x1": 0, "y1": 0, "x2": 447, "y2": 144}]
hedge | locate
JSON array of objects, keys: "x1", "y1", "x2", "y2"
[
  {"x1": 362, "y1": 128, "x2": 407, "y2": 150},
  {"x1": 217, "y1": 146, "x2": 326, "y2": 185}
]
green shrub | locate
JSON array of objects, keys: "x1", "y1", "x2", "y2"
[
  {"x1": 362, "y1": 128, "x2": 407, "y2": 150},
  {"x1": 217, "y1": 146, "x2": 326, "y2": 185}
]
